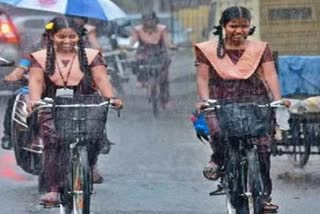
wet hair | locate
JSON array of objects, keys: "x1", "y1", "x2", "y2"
[
  {"x1": 67, "y1": 15, "x2": 89, "y2": 25},
  {"x1": 44, "y1": 16, "x2": 91, "y2": 81},
  {"x1": 213, "y1": 6, "x2": 256, "y2": 58},
  {"x1": 142, "y1": 11, "x2": 159, "y2": 24}
]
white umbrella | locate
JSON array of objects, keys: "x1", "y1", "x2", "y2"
[{"x1": 0, "y1": 0, "x2": 126, "y2": 20}]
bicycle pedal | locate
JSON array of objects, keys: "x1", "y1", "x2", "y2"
[
  {"x1": 209, "y1": 190, "x2": 225, "y2": 196},
  {"x1": 39, "y1": 201, "x2": 60, "y2": 208},
  {"x1": 263, "y1": 211, "x2": 278, "y2": 214}
]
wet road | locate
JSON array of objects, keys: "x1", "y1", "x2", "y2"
[{"x1": 0, "y1": 49, "x2": 320, "y2": 213}]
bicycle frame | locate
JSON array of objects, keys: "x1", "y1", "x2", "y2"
[{"x1": 139, "y1": 63, "x2": 162, "y2": 117}]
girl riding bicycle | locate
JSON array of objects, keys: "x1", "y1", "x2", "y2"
[
  {"x1": 194, "y1": 6, "x2": 289, "y2": 213},
  {"x1": 130, "y1": 11, "x2": 176, "y2": 109},
  {"x1": 28, "y1": 16, "x2": 122, "y2": 205}
]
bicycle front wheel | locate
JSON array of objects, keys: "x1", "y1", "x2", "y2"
[
  {"x1": 151, "y1": 84, "x2": 159, "y2": 117},
  {"x1": 73, "y1": 146, "x2": 92, "y2": 214},
  {"x1": 246, "y1": 148, "x2": 264, "y2": 214}
]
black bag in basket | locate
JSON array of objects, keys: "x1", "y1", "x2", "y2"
[
  {"x1": 53, "y1": 95, "x2": 108, "y2": 143},
  {"x1": 216, "y1": 102, "x2": 272, "y2": 137}
]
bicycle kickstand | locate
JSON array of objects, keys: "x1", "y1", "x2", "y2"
[{"x1": 209, "y1": 182, "x2": 225, "y2": 196}]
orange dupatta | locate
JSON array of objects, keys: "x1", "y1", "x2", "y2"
[{"x1": 194, "y1": 40, "x2": 267, "y2": 80}]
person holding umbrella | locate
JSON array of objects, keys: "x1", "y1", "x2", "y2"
[{"x1": 28, "y1": 16, "x2": 122, "y2": 204}]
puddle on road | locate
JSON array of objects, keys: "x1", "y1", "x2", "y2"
[
  {"x1": 0, "y1": 153, "x2": 28, "y2": 182},
  {"x1": 277, "y1": 171, "x2": 320, "y2": 186}
]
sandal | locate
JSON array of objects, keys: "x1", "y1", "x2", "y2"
[
  {"x1": 203, "y1": 161, "x2": 220, "y2": 181},
  {"x1": 263, "y1": 201, "x2": 279, "y2": 213},
  {"x1": 40, "y1": 192, "x2": 59, "y2": 206},
  {"x1": 93, "y1": 168, "x2": 104, "y2": 184},
  {"x1": 1, "y1": 135, "x2": 12, "y2": 150}
]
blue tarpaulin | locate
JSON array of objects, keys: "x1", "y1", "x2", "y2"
[{"x1": 278, "y1": 56, "x2": 320, "y2": 96}]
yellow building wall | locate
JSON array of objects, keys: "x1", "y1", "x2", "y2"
[
  {"x1": 260, "y1": 0, "x2": 320, "y2": 55},
  {"x1": 176, "y1": 6, "x2": 210, "y2": 44}
]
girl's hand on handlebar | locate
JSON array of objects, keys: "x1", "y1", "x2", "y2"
[
  {"x1": 196, "y1": 101, "x2": 206, "y2": 113},
  {"x1": 110, "y1": 98, "x2": 123, "y2": 109},
  {"x1": 282, "y1": 99, "x2": 291, "y2": 108},
  {"x1": 272, "y1": 99, "x2": 291, "y2": 108}
]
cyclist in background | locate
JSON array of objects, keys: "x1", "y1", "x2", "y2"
[
  {"x1": 1, "y1": 34, "x2": 46, "y2": 149},
  {"x1": 130, "y1": 11, "x2": 176, "y2": 109},
  {"x1": 69, "y1": 15, "x2": 101, "y2": 50},
  {"x1": 194, "y1": 6, "x2": 289, "y2": 213}
]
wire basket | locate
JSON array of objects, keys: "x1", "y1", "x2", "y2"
[
  {"x1": 53, "y1": 95, "x2": 108, "y2": 143},
  {"x1": 216, "y1": 97, "x2": 272, "y2": 138}
]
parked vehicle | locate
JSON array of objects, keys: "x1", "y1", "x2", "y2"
[
  {"x1": 12, "y1": 14, "x2": 54, "y2": 52},
  {"x1": 0, "y1": 9, "x2": 20, "y2": 63}
]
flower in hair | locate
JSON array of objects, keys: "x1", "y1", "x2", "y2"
[{"x1": 45, "y1": 22, "x2": 54, "y2": 30}]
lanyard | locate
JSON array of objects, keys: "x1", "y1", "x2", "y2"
[{"x1": 55, "y1": 53, "x2": 76, "y2": 88}]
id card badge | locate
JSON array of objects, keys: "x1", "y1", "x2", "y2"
[{"x1": 56, "y1": 88, "x2": 74, "y2": 97}]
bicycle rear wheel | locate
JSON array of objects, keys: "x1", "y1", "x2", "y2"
[{"x1": 286, "y1": 121, "x2": 310, "y2": 168}]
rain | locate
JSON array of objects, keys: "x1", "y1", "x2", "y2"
[{"x1": 0, "y1": 0, "x2": 319, "y2": 213}]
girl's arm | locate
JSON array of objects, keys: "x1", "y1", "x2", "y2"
[
  {"x1": 162, "y1": 27, "x2": 176, "y2": 49},
  {"x1": 28, "y1": 66, "x2": 44, "y2": 106},
  {"x1": 261, "y1": 61, "x2": 281, "y2": 101},
  {"x1": 91, "y1": 65, "x2": 115, "y2": 98},
  {"x1": 196, "y1": 65, "x2": 210, "y2": 101},
  {"x1": 129, "y1": 27, "x2": 139, "y2": 47}
]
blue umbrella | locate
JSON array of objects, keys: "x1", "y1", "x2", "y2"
[{"x1": 0, "y1": 0, "x2": 126, "y2": 20}]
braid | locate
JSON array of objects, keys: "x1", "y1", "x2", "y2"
[
  {"x1": 77, "y1": 34, "x2": 92, "y2": 81},
  {"x1": 213, "y1": 25, "x2": 225, "y2": 58},
  {"x1": 248, "y1": 26, "x2": 256, "y2": 36},
  {"x1": 45, "y1": 37, "x2": 55, "y2": 75}
]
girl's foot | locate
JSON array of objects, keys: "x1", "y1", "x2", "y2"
[
  {"x1": 263, "y1": 201, "x2": 279, "y2": 213},
  {"x1": 40, "y1": 192, "x2": 59, "y2": 205},
  {"x1": 203, "y1": 161, "x2": 220, "y2": 180}
]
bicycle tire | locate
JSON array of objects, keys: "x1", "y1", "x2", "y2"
[
  {"x1": 73, "y1": 146, "x2": 91, "y2": 214},
  {"x1": 246, "y1": 148, "x2": 264, "y2": 214},
  {"x1": 151, "y1": 84, "x2": 159, "y2": 117},
  {"x1": 286, "y1": 121, "x2": 310, "y2": 168},
  {"x1": 11, "y1": 95, "x2": 23, "y2": 167},
  {"x1": 12, "y1": 119, "x2": 37, "y2": 174},
  {"x1": 224, "y1": 146, "x2": 245, "y2": 213}
]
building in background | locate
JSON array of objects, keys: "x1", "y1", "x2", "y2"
[
  {"x1": 260, "y1": 0, "x2": 320, "y2": 55},
  {"x1": 113, "y1": 0, "x2": 320, "y2": 54}
]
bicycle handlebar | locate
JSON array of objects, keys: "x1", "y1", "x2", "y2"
[
  {"x1": 201, "y1": 99, "x2": 287, "y2": 112},
  {"x1": 33, "y1": 97, "x2": 118, "y2": 111},
  {"x1": 0, "y1": 57, "x2": 14, "y2": 67}
]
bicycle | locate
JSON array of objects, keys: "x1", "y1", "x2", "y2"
[
  {"x1": 202, "y1": 98, "x2": 284, "y2": 214},
  {"x1": 139, "y1": 60, "x2": 163, "y2": 117},
  {"x1": 137, "y1": 48, "x2": 176, "y2": 117},
  {"x1": 35, "y1": 94, "x2": 119, "y2": 214}
]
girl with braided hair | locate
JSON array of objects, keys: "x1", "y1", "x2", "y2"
[
  {"x1": 194, "y1": 6, "x2": 289, "y2": 212},
  {"x1": 28, "y1": 16, "x2": 122, "y2": 204}
]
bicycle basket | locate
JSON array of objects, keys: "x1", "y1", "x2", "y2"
[
  {"x1": 216, "y1": 102, "x2": 272, "y2": 137},
  {"x1": 53, "y1": 95, "x2": 108, "y2": 143}
]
